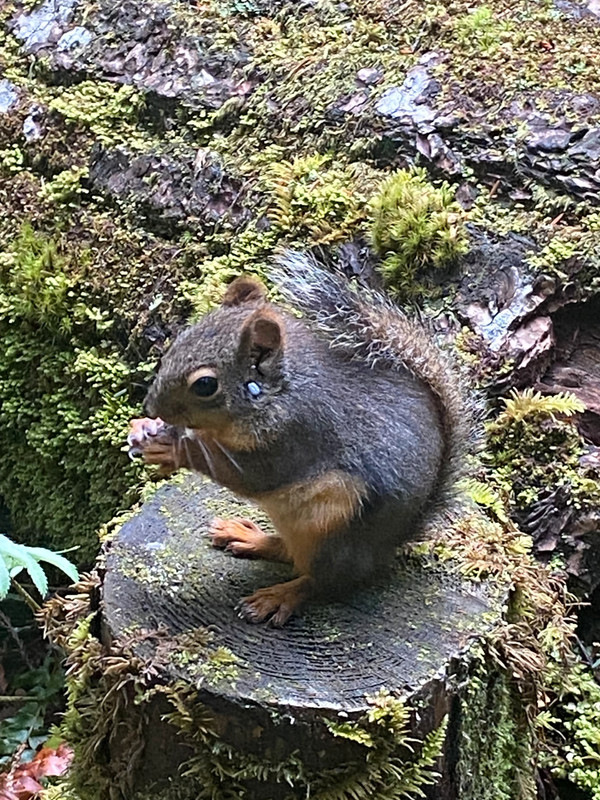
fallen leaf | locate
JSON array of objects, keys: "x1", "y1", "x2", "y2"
[{"x1": 0, "y1": 743, "x2": 73, "y2": 800}]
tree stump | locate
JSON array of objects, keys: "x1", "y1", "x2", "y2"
[{"x1": 92, "y1": 472, "x2": 507, "y2": 799}]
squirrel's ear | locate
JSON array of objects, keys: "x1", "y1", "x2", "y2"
[
  {"x1": 239, "y1": 310, "x2": 284, "y2": 357},
  {"x1": 222, "y1": 276, "x2": 267, "y2": 307}
]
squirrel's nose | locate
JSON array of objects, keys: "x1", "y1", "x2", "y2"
[{"x1": 144, "y1": 384, "x2": 187, "y2": 424}]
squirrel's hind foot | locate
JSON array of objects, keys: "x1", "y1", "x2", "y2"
[
  {"x1": 209, "y1": 518, "x2": 290, "y2": 562},
  {"x1": 237, "y1": 576, "x2": 312, "y2": 627}
]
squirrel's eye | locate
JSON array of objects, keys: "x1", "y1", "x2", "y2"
[{"x1": 189, "y1": 375, "x2": 219, "y2": 399}]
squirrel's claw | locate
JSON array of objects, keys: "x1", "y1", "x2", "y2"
[
  {"x1": 127, "y1": 417, "x2": 177, "y2": 470},
  {"x1": 237, "y1": 577, "x2": 311, "y2": 627},
  {"x1": 127, "y1": 417, "x2": 166, "y2": 449},
  {"x1": 237, "y1": 595, "x2": 294, "y2": 628},
  {"x1": 209, "y1": 517, "x2": 264, "y2": 553}
]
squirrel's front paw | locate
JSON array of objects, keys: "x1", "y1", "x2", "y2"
[{"x1": 127, "y1": 417, "x2": 177, "y2": 471}]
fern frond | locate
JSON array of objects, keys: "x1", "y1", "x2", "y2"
[
  {"x1": 461, "y1": 479, "x2": 509, "y2": 524},
  {"x1": 497, "y1": 388, "x2": 585, "y2": 426}
]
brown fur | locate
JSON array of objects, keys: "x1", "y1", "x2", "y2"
[
  {"x1": 209, "y1": 517, "x2": 290, "y2": 562},
  {"x1": 255, "y1": 471, "x2": 367, "y2": 574},
  {"x1": 195, "y1": 422, "x2": 260, "y2": 453},
  {"x1": 222, "y1": 275, "x2": 267, "y2": 307}
]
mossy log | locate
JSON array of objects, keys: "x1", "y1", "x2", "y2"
[
  {"x1": 3, "y1": 0, "x2": 600, "y2": 566},
  {"x1": 93, "y1": 472, "x2": 506, "y2": 798}
]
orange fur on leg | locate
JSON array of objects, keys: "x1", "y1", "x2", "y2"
[
  {"x1": 256, "y1": 470, "x2": 367, "y2": 574},
  {"x1": 209, "y1": 518, "x2": 291, "y2": 562}
]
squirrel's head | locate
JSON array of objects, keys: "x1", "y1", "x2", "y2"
[{"x1": 145, "y1": 276, "x2": 289, "y2": 434}]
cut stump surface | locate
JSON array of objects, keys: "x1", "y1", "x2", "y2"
[
  {"x1": 105, "y1": 474, "x2": 495, "y2": 711},
  {"x1": 101, "y1": 473, "x2": 504, "y2": 796}
]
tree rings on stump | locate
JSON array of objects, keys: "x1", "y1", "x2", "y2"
[{"x1": 99, "y1": 473, "x2": 503, "y2": 798}]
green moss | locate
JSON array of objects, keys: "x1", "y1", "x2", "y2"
[
  {"x1": 211, "y1": 0, "x2": 416, "y2": 164},
  {"x1": 263, "y1": 153, "x2": 378, "y2": 245},
  {"x1": 177, "y1": 223, "x2": 278, "y2": 317},
  {"x1": 453, "y1": 5, "x2": 514, "y2": 55},
  {"x1": 47, "y1": 82, "x2": 147, "y2": 148},
  {"x1": 457, "y1": 648, "x2": 536, "y2": 800},
  {"x1": 39, "y1": 167, "x2": 89, "y2": 208},
  {"x1": 161, "y1": 684, "x2": 448, "y2": 800},
  {"x1": 0, "y1": 142, "x2": 25, "y2": 173},
  {"x1": 484, "y1": 389, "x2": 600, "y2": 513},
  {"x1": 0, "y1": 225, "x2": 147, "y2": 559},
  {"x1": 540, "y1": 657, "x2": 600, "y2": 798},
  {"x1": 167, "y1": 630, "x2": 243, "y2": 689},
  {"x1": 369, "y1": 168, "x2": 469, "y2": 301},
  {"x1": 0, "y1": 160, "x2": 227, "y2": 558},
  {"x1": 40, "y1": 785, "x2": 81, "y2": 800}
]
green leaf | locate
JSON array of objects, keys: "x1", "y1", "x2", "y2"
[
  {"x1": 23, "y1": 557, "x2": 48, "y2": 597},
  {"x1": 0, "y1": 534, "x2": 48, "y2": 597},
  {"x1": 0, "y1": 554, "x2": 10, "y2": 599},
  {"x1": 26, "y1": 546, "x2": 79, "y2": 584}
]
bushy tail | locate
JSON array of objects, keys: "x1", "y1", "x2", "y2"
[{"x1": 271, "y1": 251, "x2": 480, "y2": 516}]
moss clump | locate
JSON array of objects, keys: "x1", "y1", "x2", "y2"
[
  {"x1": 0, "y1": 223, "x2": 145, "y2": 560},
  {"x1": 39, "y1": 166, "x2": 89, "y2": 208},
  {"x1": 263, "y1": 153, "x2": 377, "y2": 245},
  {"x1": 453, "y1": 5, "x2": 514, "y2": 55},
  {"x1": 369, "y1": 168, "x2": 468, "y2": 301},
  {"x1": 317, "y1": 690, "x2": 447, "y2": 800},
  {"x1": 47, "y1": 82, "x2": 147, "y2": 148},
  {"x1": 178, "y1": 154, "x2": 381, "y2": 316},
  {"x1": 163, "y1": 684, "x2": 448, "y2": 800},
  {"x1": 178, "y1": 223, "x2": 278, "y2": 317},
  {"x1": 40, "y1": 786, "x2": 80, "y2": 800},
  {"x1": 540, "y1": 657, "x2": 600, "y2": 798},
  {"x1": 485, "y1": 389, "x2": 600, "y2": 513},
  {"x1": 457, "y1": 648, "x2": 536, "y2": 800},
  {"x1": 166, "y1": 629, "x2": 243, "y2": 689}
]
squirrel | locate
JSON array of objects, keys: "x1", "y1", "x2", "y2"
[{"x1": 127, "y1": 252, "x2": 474, "y2": 627}]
